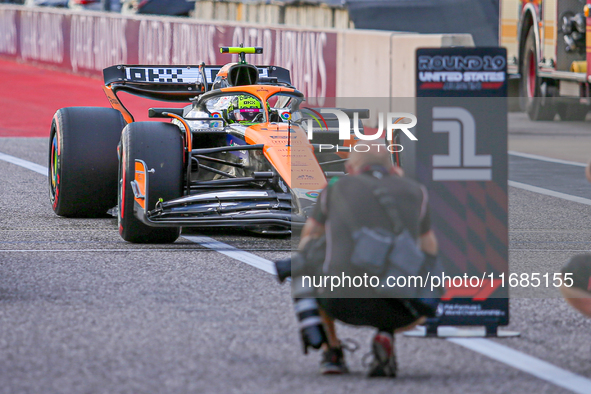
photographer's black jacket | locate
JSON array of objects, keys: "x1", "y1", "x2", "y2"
[{"x1": 311, "y1": 165, "x2": 431, "y2": 275}]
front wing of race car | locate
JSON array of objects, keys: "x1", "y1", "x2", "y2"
[{"x1": 131, "y1": 157, "x2": 306, "y2": 233}]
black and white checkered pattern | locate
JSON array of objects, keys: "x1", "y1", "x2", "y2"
[
  {"x1": 124, "y1": 66, "x2": 269, "y2": 84},
  {"x1": 154, "y1": 69, "x2": 183, "y2": 83},
  {"x1": 126, "y1": 67, "x2": 203, "y2": 83}
]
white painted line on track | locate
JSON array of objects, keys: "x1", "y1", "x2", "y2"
[
  {"x1": 508, "y1": 151, "x2": 587, "y2": 167},
  {"x1": 449, "y1": 338, "x2": 591, "y2": 394},
  {"x1": 510, "y1": 249, "x2": 591, "y2": 252},
  {"x1": 4, "y1": 151, "x2": 591, "y2": 393},
  {"x1": 509, "y1": 180, "x2": 591, "y2": 205},
  {"x1": 0, "y1": 151, "x2": 47, "y2": 175},
  {"x1": 183, "y1": 235, "x2": 278, "y2": 275},
  {"x1": 0, "y1": 248, "x2": 289, "y2": 253},
  {"x1": 0, "y1": 249, "x2": 213, "y2": 252}
]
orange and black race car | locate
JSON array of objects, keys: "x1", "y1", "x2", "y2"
[{"x1": 48, "y1": 47, "x2": 360, "y2": 243}]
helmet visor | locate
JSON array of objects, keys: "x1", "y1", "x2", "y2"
[{"x1": 232, "y1": 108, "x2": 263, "y2": 122}]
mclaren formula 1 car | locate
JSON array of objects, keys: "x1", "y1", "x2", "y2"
[{"x1": 48, "y1": 47, "x2": 367, "y2": 243}]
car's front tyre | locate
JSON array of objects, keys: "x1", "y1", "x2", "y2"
[{"x1": 118, "y1": 122, "x2": 184, "y2": 243}]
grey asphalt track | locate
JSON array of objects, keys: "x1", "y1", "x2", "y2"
[
  {"x1": 1, "y1": 114, "x2": 591, "y2": 394},
  {"x1": 509, "y1": 155, "x2": 591, "y2": 199}
]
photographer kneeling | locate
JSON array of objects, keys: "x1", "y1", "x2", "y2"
[{"x1": 282, "y1": 144, "x2": 439, "y2": 377}]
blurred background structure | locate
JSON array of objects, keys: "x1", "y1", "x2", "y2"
[
  {"x1": 193, "y1": 0, "x2": 499, "y2": 45},
  {"x1": 345, "y1": 0, "x2": 499, "y2": 46},
  {"x1": 193, "y1": 0, "x2": 352, "y2": 28},
  {"x1": 10, "y1": 0, "x2": 500, "y2": 46}
]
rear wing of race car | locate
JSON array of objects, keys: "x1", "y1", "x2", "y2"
[{"x1": 102, "y1": 64, "x2": 291, "y2": 122}]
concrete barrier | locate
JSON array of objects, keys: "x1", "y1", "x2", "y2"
[
  {"x1": 336, "y1": 30, "x2": 474, "y2": 97},
  {"x1": 390, "y1": 34, "x2": 475, "y2": 97},
  {"x1": 333, "y1": 30, "x2": 473, "y2": 126},
  {"x1": 336, "y1": 29, "x2": 395, "y2": 98},
  {"x1": 0, "y1": 4, "x2": 474, "y2": 100}
]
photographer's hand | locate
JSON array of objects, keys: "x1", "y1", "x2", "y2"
[{"x1": 299, "y1": 218, "x2": 325, "y2": 251}]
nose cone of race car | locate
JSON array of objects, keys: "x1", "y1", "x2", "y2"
[
  {"x1": 244, "y1": 123, "x2": 326, "y2": 190},
  {"x1": 244, "y1": 123, "x2": 326, "y2": 221}
]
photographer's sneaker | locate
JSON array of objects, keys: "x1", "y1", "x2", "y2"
[
  {"x1": 320, "y1": 346, "x2": 349, "y2": 375},
  {"x1": 367, "y1": 332, "x2": 397, "y2": 378}
]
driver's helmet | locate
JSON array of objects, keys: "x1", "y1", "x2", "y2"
[{"x1": 227, "y1": 95, "x2": 264, "y2": 125}]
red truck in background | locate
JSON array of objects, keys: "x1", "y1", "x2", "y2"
[{"x1": 501, "y1": 0, "x2": 591, "y2": 120}]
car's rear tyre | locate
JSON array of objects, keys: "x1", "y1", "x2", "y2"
[
  {"x1": 521, "y1": 29, "x2": 556, "y2": 121},
  {"x1": 119, "y1": 122, "x2": 184, "y2": 243},
  {"x1": 49, "y1": 107, "x2": 125, "y2": 217}
]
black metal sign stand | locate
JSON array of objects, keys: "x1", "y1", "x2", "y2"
[{"x1": 405, "y1": 319, "x2": 520, "y2": 338}]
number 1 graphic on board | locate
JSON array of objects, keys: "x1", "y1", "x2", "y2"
[{"x1": 431, "y1": 107, "x2": 492, "y2": 181}]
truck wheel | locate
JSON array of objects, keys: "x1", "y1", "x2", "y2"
[
  {"x1": 557, "y1": 103, "x2": 588, "y2": 121},
  {"x1": 49, "y1": 107, "x2": 125, "y2": 217},
  {"x1": 521, "y1": 29, "x2": 556, "y2": 121},
  {"x1": 119, "y1": 122, "x2": 184, "y2": 243}
]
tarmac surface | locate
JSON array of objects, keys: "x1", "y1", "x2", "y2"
[{"x1": 1, "y1": 61, "x2": 591, "y2": 393}]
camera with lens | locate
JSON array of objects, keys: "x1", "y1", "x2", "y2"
[
  {"x1": 274, "y1": 252, "x2": 307, "y2": 283},
  {"x1": 275, "y1": 236, "x2": 326, "y2": 283}
]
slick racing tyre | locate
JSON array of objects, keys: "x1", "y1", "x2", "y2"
[
  {"x1": 119, "y1": 122, "x2": 183, "y2": 243},
  {"x1": 49, "y1": 107, "x2": 125, "y2": 217}
]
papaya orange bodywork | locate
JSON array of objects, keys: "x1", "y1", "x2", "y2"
[
  {"x1": 245, "y1": 123, "x2": 326, "y2": 191},
  {"x1": 102, "y1": 85, "x2": 133, "y2": 124},
  {"x1": 219, "y1": 85, "x2": 293, "y2": 105},
  {"x1": 216, "y1": 63, "x2": 235, "y2": 78},
  {"x1": 166, "y1": 113, "x2": 192, "y2": 161},
  {"x1": 134, "y1": 160, "x2": 146, "y2": 209}
]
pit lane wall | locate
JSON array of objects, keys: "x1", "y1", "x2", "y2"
[{"x1": 0, "y1": 5, "x2": 473, "y2": 98}]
